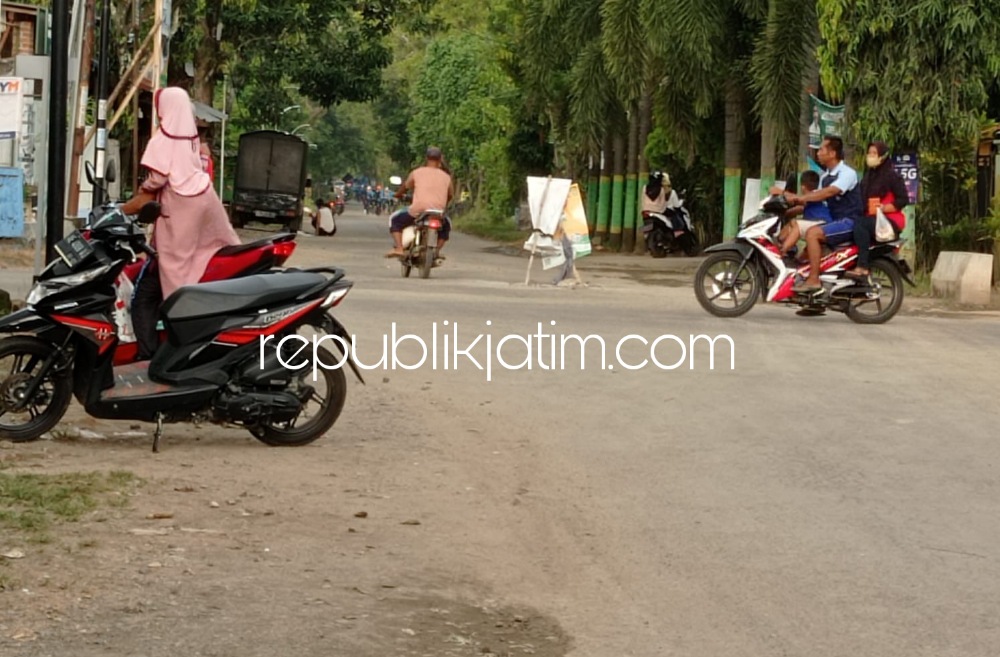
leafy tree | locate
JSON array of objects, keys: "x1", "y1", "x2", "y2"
[
  {"x1": 817, "y1": 0, "x2": 1000, "y2": 267},
  {"x1": 408, "y1": 33, "x2": 517, "y2": 218}
]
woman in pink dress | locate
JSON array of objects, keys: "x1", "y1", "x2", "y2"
[{"x1": 121, "y1": 86, "x2": 240, "y2": 360}]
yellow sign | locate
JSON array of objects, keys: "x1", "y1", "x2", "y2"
[{"x1": 560, "y1": 184, "x2": 591, "y2": 258}]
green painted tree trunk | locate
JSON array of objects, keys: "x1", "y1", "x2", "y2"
[
  {"x1": 595, "y1": 133, "x2": 613, "y2": 246},
  {"x1": 609, "y1": 130, "x2": 626, "y2": 251},
  {"x1": 723, "y1": 80, "x2": 745, "y2": 241},
  {"x1": 586, "y1": 155, "x2": 599, "y2": 232},
  {"x1": 634, "y1": 91, "x2": 652, "y2": 254},
  {"x1": 760, "y1": 117, "x2": 777, "y2": 198},
  {"x1": 623, "y1": 105, "x2": 639, "y2": 252}
]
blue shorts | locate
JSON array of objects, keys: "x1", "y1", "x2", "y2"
[{"x1": 820, "y1": 218, "x2": 854, "y2": 246}]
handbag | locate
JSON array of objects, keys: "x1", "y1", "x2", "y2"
[{"x1": 874, "y1": 207, "x2": 896, "y2": 242}]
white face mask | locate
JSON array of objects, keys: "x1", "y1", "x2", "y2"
[{"x1": 867, "y1": 154, "x2": 883, "y2": 168}]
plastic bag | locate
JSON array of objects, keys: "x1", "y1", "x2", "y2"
[
  {"x1": 113, "y1": 273, "x2": 136, "y2": 343},
  {"x1": 875, "y1": 208, "x2": 895, "y2": 242}
]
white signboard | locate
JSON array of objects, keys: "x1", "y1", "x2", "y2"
[
  {"x1": 526, "y1": 176, "x2": 572, "y2": 236},
  {"x1": 0, "y1": 78, "x2": 24, "y2": 140}
]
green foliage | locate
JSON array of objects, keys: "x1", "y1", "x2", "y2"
[
  {"x1": 749, "y1": 0, "x2": 818, "y2": 173},
  {"x1": 818, "y1": 0, "x2": 1000, "y2": 267},
  {"x1": 408, "y1": 33, "x2": 518, "y2": 218}
]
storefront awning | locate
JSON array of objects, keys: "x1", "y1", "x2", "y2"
[{"x1": 193, "y1": 101, "x2": 227, "y2": 123}]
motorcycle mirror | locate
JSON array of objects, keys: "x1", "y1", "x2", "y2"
[
  {"x1": 105, "y1": 160, "x2": 117, "y2": 184},
  {"x1": 85, "y1": 161, "x2": 97, "y2": 186},
  {"x1": 390, "y1": 176, "x2": 402, "y2": 186},
  {"x1": 136, "y1": 201, "x2": 161, "y2": 225}
]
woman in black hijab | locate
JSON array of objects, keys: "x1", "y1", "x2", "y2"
[{"x1": 847, "y1": 141, "x2": 910, "y2": 279}]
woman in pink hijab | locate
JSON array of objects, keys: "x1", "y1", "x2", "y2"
[{"x1": 121, "y1": 86, "x2": 240, "y2": 360}]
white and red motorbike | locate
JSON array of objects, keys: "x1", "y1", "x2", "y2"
[{"x1": 693, "y1": 195, "x2": 915, "y2": 324}]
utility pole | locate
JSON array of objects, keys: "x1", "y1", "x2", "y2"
[
  {"x1": 92, "y1": 0, "x2": 112, "y2": 206},
  {"x1": 47, "y1": 0, "x2": 70, "y2": 263},
  {"x1": 67, "y1": 0, "x2": 96, "y2": 218}
]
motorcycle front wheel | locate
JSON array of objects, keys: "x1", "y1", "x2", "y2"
[
  {"x1": 0, "y1": 336, "x2": 73, "y2": 443},
  {"x1": 694, "y1": 252, "x2": 762, "y2": 318},
  {"x1": 250, "y1": 342, "x2": 348, "y2": 447}
]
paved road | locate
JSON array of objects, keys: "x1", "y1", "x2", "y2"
[
  {"x1": 3, "y1": 205, "x2": 998, "y2": 656},
  {"x1": 280, "y1": 207, "x2": 1000, "y2": 656}
]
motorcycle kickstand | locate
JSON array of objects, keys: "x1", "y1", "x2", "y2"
[{"x1": 152, "y1": 413, "x2": 164, "y2": 453}]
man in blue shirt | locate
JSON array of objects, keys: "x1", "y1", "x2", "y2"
[{"x1": 787, "y1": 136, "x2": 862, "y2": 293}]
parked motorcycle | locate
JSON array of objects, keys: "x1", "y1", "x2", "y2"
[
  {"x1": 0, "y1": 188, "x2": 362, "y2": 450},
  {"x1": 642, "y1": 189, "x2": 699, "y2": 257},
  {"x1": 399, "y1": 210, "x2": 446, "y2": 279},
  {"x1": 693, "y1": 194, "x2": 915, "y2": 324}
]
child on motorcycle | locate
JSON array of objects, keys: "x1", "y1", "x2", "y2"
[{"x1": 777, "y1": 170, "x2": 832, "y2": 260}]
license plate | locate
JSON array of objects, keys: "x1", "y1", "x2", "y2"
[
  {"x1": 254, "y1": 210, "x2": 277, "y2": 218},
  {"x1": 54, "y1": 230, "x2": 94, "y2": 268}
]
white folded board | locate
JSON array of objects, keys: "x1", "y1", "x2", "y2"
[
  {"x1": 527, "y1": 176, "x2": 572, "y2": 236},
  {"x1": 742, "y1": 178, "x2": 761, "y2": 222}
]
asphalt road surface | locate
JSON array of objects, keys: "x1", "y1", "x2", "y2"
[{"x1": 283, "y1": 207, "x2": 1000, "y2": 656}]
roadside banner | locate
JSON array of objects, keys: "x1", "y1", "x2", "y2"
[
  {"x1": 561, "y1": 183, "x2": 592, "y2": 258},
  {"x1": 892, "y1": 152, "x2": 919, "y2": 204},
  {"x1": 808, "y1": 95, "x2": 846, "y2": 149}
]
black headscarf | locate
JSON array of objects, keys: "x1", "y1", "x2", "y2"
[
  {"x1": 645, "y1": 173, "x2": 662, "y2": 201},
  {"x1": 861, "y1": 141, "x2": 903, "y2": 202}
]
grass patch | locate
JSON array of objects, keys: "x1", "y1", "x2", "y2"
[
  {"x1": 910, "y1": 270, "x2": 933, "y2": 297},
  {"x1": 452, "y1": 211, "x2": 530, "y2": 245},
  {"x1": 0, "y1": 469, "x2": 137, "y2": 543}
]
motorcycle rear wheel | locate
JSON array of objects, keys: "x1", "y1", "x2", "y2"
[
  {"x1": 646, "y1": 233, "x2": 668, "y2": 258},
  {"x1": 0, "y1": 336, "x2": 73, "y2": 443},
  {"x1": 694, "y1": 252, "x2": 761, "y2": 317},
  {"x1": 251, "y1": 344, "x2": 348, "y2": 447},
  {"x1": 845, "y1": 258, "x2": 905, "y2": 325},
  {"x1": 420, "y1": 229, "x2": 438, "y2": 279}
]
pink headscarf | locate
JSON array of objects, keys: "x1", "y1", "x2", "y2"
[{"x1": 141, "y1": 87, "x2": 211, "y2": 197}]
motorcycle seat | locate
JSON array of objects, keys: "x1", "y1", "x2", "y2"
[
  {"x1": 161, "y1": 272, "x2": 329, "y2": 321},
  {"x1": 215, "y1": 234, "x2": 292, "y2": 257}
]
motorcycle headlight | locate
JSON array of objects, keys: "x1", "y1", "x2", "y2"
[{"x1": 27, "y1": 263, "x2": 115, "y2": 306}]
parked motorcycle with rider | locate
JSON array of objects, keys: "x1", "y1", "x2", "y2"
[
  {"x1": 0, "y1": 166, "x2": 362, "y2": 450},
  {"x1": 641, "y1": 172, "x2": 699, "y2": 257}
]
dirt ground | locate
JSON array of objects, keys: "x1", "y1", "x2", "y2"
[{"x1": 1, "y1": 382, "x2": 571, "y2": 657}]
